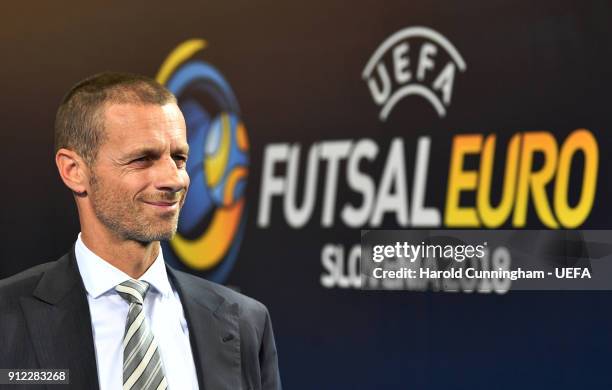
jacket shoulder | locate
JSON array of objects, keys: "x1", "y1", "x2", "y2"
[
  {"x1": 0, "y1": 260, "x2": 57, "y2": 299},
  {"x1": 170, "y1": 268, "x2": 268, "y2": 315}
]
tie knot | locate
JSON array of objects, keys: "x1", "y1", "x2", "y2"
[{"x1": 115, "y1": 279, "x2": 150, "y2": 305}]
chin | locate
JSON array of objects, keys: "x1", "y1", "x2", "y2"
[
  {"x1": 130, "y1": 225, "x2": 177, "y2": 243},
  {"x1": 159, "y1": 226, "x2": 178, "y2": 240}
]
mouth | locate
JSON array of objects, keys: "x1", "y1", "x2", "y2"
[{"x1": 143, "y1": 200, "x2": 180, "y2": 212}]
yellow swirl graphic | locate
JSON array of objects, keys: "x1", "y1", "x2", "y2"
[
  {"x1": 156, "y1": 39, "x2": 207, "y2": 85},
  {"x1": 157, "y1": 39, "x2": 247, "y2": 272},
  {"x1": 170, "y1": 199, "x2": 245, "y2": 270}
]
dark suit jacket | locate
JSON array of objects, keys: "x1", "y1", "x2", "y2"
[{"x1": 0, "y1": 248, "x2": 282, "y2": 390}]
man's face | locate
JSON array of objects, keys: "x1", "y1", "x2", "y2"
[{"x1": 87, "y1": 102, "x2": 190, "y2": 243}]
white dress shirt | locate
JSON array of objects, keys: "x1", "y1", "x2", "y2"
[{"x1": 74, "y1": 233, "x2": 200, "y2": 390}]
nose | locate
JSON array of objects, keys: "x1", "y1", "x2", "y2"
[{"x1": 154, "y1": 156, "x2": 190, "y2": 194}]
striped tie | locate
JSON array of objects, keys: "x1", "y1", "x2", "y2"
[{"x1": 115, "y1": 279, "x2": 168, "y2": 390}]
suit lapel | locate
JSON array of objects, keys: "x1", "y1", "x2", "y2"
[
  {"x1": 17, "y1": 248, "x2": 241, "y2": 390},
  {"x1": 167, "y1": 266, "x2": 242, "y2": 390},
  {"x1": 19, "y1": 249, "x2": 100, "y2": 390}
]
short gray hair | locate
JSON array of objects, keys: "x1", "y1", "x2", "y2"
[{"x1": 54, "y1": 72, "x2": 177, "y2": 165}]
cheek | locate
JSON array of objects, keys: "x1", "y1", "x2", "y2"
[{"x1": 113, "y1": 173, "x2": 150, "y2": 198}]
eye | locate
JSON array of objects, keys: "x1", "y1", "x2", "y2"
[
  {"x1": 173, "y1": 155, "x2": 188, "y2": 168},
  {"x1": 130, "y1": 156, "x2": 153, "y2": 166}
]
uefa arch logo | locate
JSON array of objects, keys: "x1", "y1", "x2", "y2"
[
  {"x1": 157, "y1": 39, "x2": 249, "y2": 283},
  {"x1": 363, "y1": 26, "x2": 466, "y2": 120}
]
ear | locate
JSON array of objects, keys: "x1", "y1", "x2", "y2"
[{"x1": 55, "y1": 148, "x2": 90, "y2": 194}]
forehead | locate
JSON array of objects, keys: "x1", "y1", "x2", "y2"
[{"x1": 101, "y1": 103, "x2": 187, "y2": 147}]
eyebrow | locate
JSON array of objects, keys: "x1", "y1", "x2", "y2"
[{"x1": 122, "y1": 144, "x2": 190, "y2": 160}]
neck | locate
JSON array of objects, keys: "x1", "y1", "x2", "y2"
[{"x1": 80, "y1": 228, "x2": 159, "y2": 279}]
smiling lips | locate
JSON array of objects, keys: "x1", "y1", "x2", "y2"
[
  {"x1": 143, "y1": 200, "x2": 180, "y2": 211},
  {"x1": 142, "y1": 191, "x2": 185, "y2": 212},
  {"x1": 146, "y1": 201, "x2": 177, "y2": 206}
]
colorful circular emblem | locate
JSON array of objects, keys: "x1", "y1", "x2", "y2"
[{"x1": 157, "y1": 39, "x2": 248, "y2": 283}]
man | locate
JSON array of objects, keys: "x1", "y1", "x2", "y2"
[{"x1": 0, "y1": 73, "x2": 281, "y2": 390}]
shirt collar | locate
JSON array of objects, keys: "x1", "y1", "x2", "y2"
[{"x1": 74, "y1": 233, "x2": 173, "y2": 299}]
